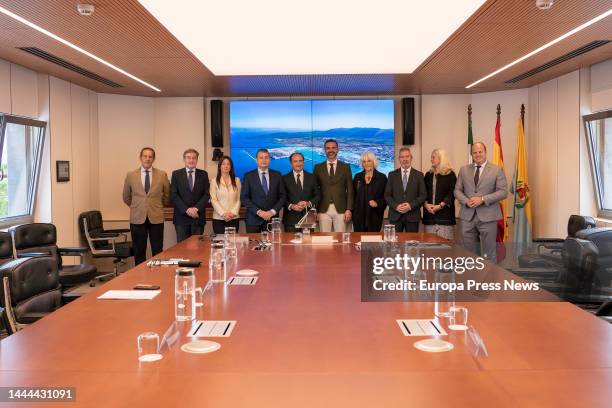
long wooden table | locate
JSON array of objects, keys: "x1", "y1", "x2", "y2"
[{"x1": 1, "y1": 233, "x2": 611, "y2": 407}]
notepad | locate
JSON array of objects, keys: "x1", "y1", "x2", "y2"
[
  {"x1": 396, "y1": 319, "x2": 447, "y2": 336},
  {"x1": 228, "y1": 276, "x2": 258, "y2": 285},
  {"x1": 97, "y1": 290, "x2": 161, "y2": 300},
  {"x1": 146, "y1": 258, "x2": 188, "y2": 267},
  {"x1": 189, "y1": 320, "x2": 236, "y2": 337},
  {"x1": 360, "y1": 235, "x2": 383, "y2": 243},
  {"x1": 311, "y1": 236, "x2": 336, "y2": 244}
]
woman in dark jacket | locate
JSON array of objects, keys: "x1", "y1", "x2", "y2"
[
  {"x1": 353, "y1": 152, "x2": 387, "y2": 232},
  {"x1": 423, "y1": 148, "x2": 456, "y2": 240}
]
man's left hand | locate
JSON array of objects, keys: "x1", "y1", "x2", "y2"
[{"x1": 344, "y1": 210, "x2": 352, "y2": 222}]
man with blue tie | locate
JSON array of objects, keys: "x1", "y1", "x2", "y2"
[
  {"x1": 241, "y1": 148, "x2": 286, "y2": 233},
  {"x1": 122, "y1": 147, "x2": 170, "y2": 265},
  {"x1": 171, "y1": 148, "x2": 210, "y2": 242}
]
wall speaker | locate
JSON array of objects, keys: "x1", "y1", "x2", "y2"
[
  {"x1": 402, "y1": 97, "x2": 415, "y2": 146},
  {"x1": 211, "y1": 100, "x2": 223, "y2": 148}
]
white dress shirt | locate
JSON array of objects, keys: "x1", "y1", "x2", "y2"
[
  {"x1": 293, "y1": 170, "x2": 304, "y2": 188},
  {"x1": 327, "y1": 160, "x2": 338, "y2": 176},
  {"x1": 474, "y1": 161, "x2": 487, "y2": 179}
]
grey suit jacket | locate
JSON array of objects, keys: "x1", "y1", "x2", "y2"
[{"x1": 454, "y1": 162, "x2": 508, "y2": 222}]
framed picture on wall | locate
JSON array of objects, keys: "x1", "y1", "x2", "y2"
[{"x1": 56, "y1": 160, "x2": 70, "y2": 182}]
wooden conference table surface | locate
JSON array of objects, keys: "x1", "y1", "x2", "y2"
[{"x1": 1, "y1": 232, "x2": 611, "y2": 407}]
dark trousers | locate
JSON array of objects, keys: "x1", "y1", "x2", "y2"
[
  {"x1": 392, "y1": 217, "x2": 420, "y2": 233},
  {"x1": 212, "y1": 219, "x2": 240, "y2": 235},
  {"x1": 175, "y1": 223, "x2": 204, "y2": 243},
  {"x1": 246, "y1": 223, "x2": 270, "y2": 233},
  {"x1": 131, "y1": 218, "x2": 164, "y2": 266}
]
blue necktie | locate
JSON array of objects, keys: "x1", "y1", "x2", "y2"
[
  {"x1": 261, "y1": 172, "x2": 268, "y2": 195},
  {"x1": 188, "y1": 170, "x2": 194, "y2": 192}
]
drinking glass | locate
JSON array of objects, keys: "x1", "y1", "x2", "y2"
[
  {"x1": 342, "y1": 232, "x2": 351, "y2": 244},
  {"x1": 448, "y1": 306, "x2": 469, "y2": 331},
  {"x1": 260, "y1": 230, "x2": 270, "y2": 244},
  {"x1": 294, "y1": 232, "x2": 303, "y2": 243},
  {"x1": 209, "y1": 248, "x2": 227, "y2": 283},
  {"x1": 383, "y1": 224, "x2": 396, "y2": 242},
  {"x1": 137, "y1": 332, "x2": 162, "y2": 362},
  {"x1": 194, "y1": 287, "x2": 204, "y2": 307}
]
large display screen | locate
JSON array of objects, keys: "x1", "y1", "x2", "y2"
[{"x1": 229, "y1": 99, "x2": 395, "y2": 179}]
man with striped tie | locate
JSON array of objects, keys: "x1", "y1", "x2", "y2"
[
  {"x1": 171, "y1": 148, "x2": 210, "y2": 242},
  {"x1": 241, "y1": 148, "x2": 286, "y2": 233}
]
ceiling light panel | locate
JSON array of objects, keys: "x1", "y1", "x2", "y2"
[{"x1": 139, "y1": 0, "x2": 485, "y2": 75}]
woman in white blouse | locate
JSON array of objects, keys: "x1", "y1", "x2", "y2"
[{"x1": 210, "y1": 156, "x2": 241, "y2": 234}]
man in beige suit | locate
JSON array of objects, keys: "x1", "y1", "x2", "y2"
[{"x1": 122, "y1": 147, "x2": 170, "y2": 265}]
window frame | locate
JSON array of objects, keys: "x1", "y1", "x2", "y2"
[
  {"x1": 0, "y1": 114, "x2": 47, "y2": 228},
  {"x1": 583, "y1": 109, "x2": 612, "y2": 219}
]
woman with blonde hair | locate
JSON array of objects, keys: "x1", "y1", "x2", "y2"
[
  {"x1": 423, "y1": 148, "x2": 456, "y2": 240},
  {"x1": 352, "y1": 151, "x2": 387, "y2": 232}
]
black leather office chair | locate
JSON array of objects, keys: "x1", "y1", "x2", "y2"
[
  {"x1": 0, "y1": 256, "x2": 62, "y2": 334},
  {"x1": 0, "y1": 232, "x2": 14, "y2": 266},
  {"x1": 518, "y1": 215, "x2": 596, "y2": 268},
  {"x1": 78, "y1": 210, "x2": 133, "y2": 277},
  {"x1": 10, "y1": 223, "x2": 98, "y2": 288}
]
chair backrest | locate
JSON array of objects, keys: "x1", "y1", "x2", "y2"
[
  {"x1": 78, "y1": 211, "x2": 106, "y2": 249},
  {"x1": 567, "y1": 215, "x2": 596, "y2": 237},
  {"x1": 0, "y1": 231, "x2": 14, "y2": 264},
  {"x1": 0, "y1": 257, "x2": 61, "y2": 322},
  {"x1": 10, "y1": 223, "x2": 61, "y2": 266},
  {"x1": 562, "y1": 238, "x2": 599, "y2": 291}
]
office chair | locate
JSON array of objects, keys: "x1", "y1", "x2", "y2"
[
  {"x1": 0, "y1": 232, "x2": 14, "y2": 266},
  {"x1": 10, "y1": 223, "x2": 98, "y2": 288},
  {"x1": 0, "y1": 257, "x2": 62, "y2": 334},
  {"x1": 78, "y1": 210, "x2": 133, "y2": 277},
  {"x1": 518, "y1": 215, "x2": 596, "y2": 268}
]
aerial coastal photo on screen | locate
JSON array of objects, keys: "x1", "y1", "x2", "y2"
[{"x1": 230, "y1": 99, "x2": 395, "y2": 179}]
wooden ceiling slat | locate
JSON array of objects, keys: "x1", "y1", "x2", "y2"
[{"x1": 0, "y1": 0, "x2": 609, "y2": 96}]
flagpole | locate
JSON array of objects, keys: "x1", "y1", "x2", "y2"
[
  {"x1": 467, "y1": 104, "x2": 473, "y2": 164},
  {"x1": 521, "y1": 103, "x2": 525, "y2": 129}
]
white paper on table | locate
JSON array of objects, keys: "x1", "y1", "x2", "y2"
[
  {"x1": 396, "y1": 319, "x2": 447, "y2": 336},
  {"x1": 189, "y1": 320, "x2": 237, "y2": 337},
  {"x1": 97, "y1": 290, "x2": 161, "y2": 300},
  {"x1": 360, "y1": 235, "x2": 383, "y2": 243},
  {"x1": 310, "y1": 236, "x2": 336, "y2": 244},
  {"x1": 227, "y1": 276, "x2": 258, "y2": 285}
]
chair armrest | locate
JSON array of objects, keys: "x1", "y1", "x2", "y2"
[
  {"x1": 58, "y1": 247, "x2": 89, "y2": 255},
  {"x1": 17, "y1": 251, "x2": 52, "y2": 258},
  {"x1": 103, "y1": 228, "x2": 130, "y2": 234},
  {"x1": 19, "y1": 312, "x2": 48, "y2": 324}
]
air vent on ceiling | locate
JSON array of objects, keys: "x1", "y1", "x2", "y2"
[
  {"x1": 505, "y1": 40, "x2": 611, "y2": 84},
  {"x1": 17, "y1": 47, "x2": 123, "y2": 88}
]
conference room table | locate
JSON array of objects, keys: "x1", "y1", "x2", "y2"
[{"x1": 1, "y1": 232, "x2": 611, "y2": 407}]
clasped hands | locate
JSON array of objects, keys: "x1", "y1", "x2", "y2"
[
  {"x1": 257, "y1": 209, "x2": 275, "y2": 221},
  {"x1": 290, "y1": 201, "x2": 310, "y2": 212},
  {"x1": 186, "y1": 207, "x2": 199, "y2": 219},
  {"x1": 466, "y1": 196, "x2": 484, "y2": 208},
  {"x1": 395, "y1": 202, "x2": 412, "y2": 213}
]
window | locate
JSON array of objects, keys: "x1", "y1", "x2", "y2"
[
  {"x1": 0, "y1": 114, "x2": 46, "y2": 226},
  {"x1": 584, "y1": 110, "x2": 612, "y2": 218}
]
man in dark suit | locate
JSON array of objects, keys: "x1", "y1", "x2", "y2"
[
  {"x1": 171, "y1": 148, "x2": 210, "y2": 242},
  {"x1": 313, "y1": 139, "x2": 354, "y2": 232},
  {"x1": 384, "y1": 147, "x2": 427, "y2": 232},
  {"x1": 240, "y1": 148, "x2": 286, "y2": 233},
  {"x1": 282, "y1": 152, "x2": 321, "y2": 232}
]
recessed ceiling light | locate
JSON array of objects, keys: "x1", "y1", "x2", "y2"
[
  {"x1": 138, "y1": 0, "x2": 486, "y2": 76},
  {"x1": 466, "y1": 8, "x2": 612, "y2": 89},
  {"x1": 0, "y1": 5, "x2": 161, "y2": 92}
]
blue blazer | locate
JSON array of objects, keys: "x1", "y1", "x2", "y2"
[
  {"x1": 240, "y1": 169, "x2": 286, "y2": 226},
  {"x1": 171, "y1": 168, "x2": 210, "y2": 226}
]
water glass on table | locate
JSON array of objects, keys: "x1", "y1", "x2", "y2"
[
  {"x1": 448, "y1": 306, "x2": 469, "y2": 331},
  {"x1": 137, "y1": 332, "x2": 162, "y2": 362}
]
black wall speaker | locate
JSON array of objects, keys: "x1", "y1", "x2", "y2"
[
  {"x1": 211, "y1": 100, "x2": 223, "y2": 148},
  {"x1": 402, "y1": 97, "x2": 415, "y2": 146}
]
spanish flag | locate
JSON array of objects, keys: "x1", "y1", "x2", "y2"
[
  {"x1": 511, "y1": 109, "x2": 532, "y2": 244},
  {"x1": 492, "y1": 107, "x2": 508, "y2": 244}
]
